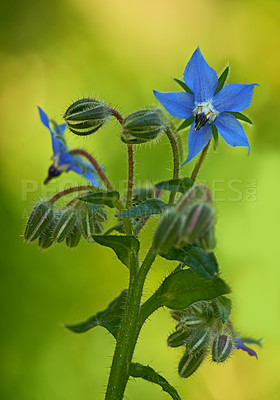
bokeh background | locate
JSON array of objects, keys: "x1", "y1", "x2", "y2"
[{"x1": 1, "y1": 0, "x2": 280, "y2": 399}]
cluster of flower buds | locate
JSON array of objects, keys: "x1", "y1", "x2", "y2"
[
  {"x1": 64, "y1": 98, "x2": 112, "y2": 136},
  {"x1": 168, "y1": 299, "x2": 236, "y2": 378},
  {"x1": 153, "y1": 184, "x2": 216, "y2": 253},
  {"x1": 24, "y1": 197, "x2": 107, "y2": 249}
]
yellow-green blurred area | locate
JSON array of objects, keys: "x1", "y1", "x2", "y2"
[{"x1": 0, "y1": 0, "x2": 279, "y2": 399}]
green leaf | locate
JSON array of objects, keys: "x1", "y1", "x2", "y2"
[
  {"x1": 212, "y1": 124, "x2": 219, "y2": 151},
  {"x1": 65, "y1": 290, "x2": 127, "y2": 338},
  {"x1": 227, "y1": 111, "x2": 253, "y2": 124},
  {"x1": 173, "y1": 78, "x2": 193, "y2": 94},
  {"x1": 239, "y1": 337, "x2": 263, "y2": 347},
  {"x1": 79, "y1": 191, "x2": 120, "y2": 208},
  {"x1": 212, "y1": 296, "x2": 232, "y2": 323},
  {"x1": 92, "y1": 235, "x2": 140, "y2": 269},
  {"x1": 177, "y1": 117, "x2": 194, "y2": 131},
  {"x1": 160, "y1": 245, "x2": 219, "y2": 280},
  {"x1": 130, "y1": 363, "x2": 181, "y2": 400},
  {"x1": 118, "y1": 199, "x2": 167, "y2": 219},
  {"x1": 155, "y1": 177, "x2": 193, "y2": 194},
  {"x1": 214, "y1": 66, "x2": 229, "y2": 95}
]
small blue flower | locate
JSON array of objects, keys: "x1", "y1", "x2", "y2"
[
  {"x1": 38, "y1": 107, "x2": 101, "y2": 187},
  {"x1": 235, "y1": 338, "x2": 258, "y2": 359},
  {"x1": 154, "y1": 47, "x2": 257, "y2": 163}
]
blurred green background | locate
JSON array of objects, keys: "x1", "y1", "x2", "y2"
[{"x1": 1, "y1": 0, "x2": 279, "y2": 399}]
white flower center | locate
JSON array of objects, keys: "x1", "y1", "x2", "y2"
[{"x1": 192, "y1": 100, "x2": 219, "y2": 131}]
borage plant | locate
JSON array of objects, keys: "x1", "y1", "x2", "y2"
[{"x1": 24, "y1": 47, "x2": 261, "y2": 400}]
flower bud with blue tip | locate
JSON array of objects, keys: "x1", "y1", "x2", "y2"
[{"x1": 38, "y1": 107, "x2": 101, "y2": 186}]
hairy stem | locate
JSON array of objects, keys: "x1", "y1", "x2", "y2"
[
  {"x1": 190, "y1": 139, "x2": 211, "y2": 182},
  {"x1": 110, "y1": 108, "x2": 124, "y2": 125},
  {"x1": 69, "y1": 149, "x2": 114, "y2": 191},
  {"x1": 165, "y1": 126, "x2": 180, "y2": 203},
  {"x1": 105, "y1": 248, "x2": 157, "y2": 400},
  {"x1": 48, "y1": 185, "x2": 96, "y2": 203},
  {"x1": 126, "y1": 144, "x2": 134, "y2": 209}
]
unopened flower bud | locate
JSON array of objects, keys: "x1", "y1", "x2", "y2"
[
  {"x1": 24, "y1": 201, "x2": 54, "y2": 242},
  {"x1": 212, "y1": 334, "x2": 233, "y2": 363},
  {"x1": 181, "y1": 202, "x2": 215, "y2": 243},
  {"x1": 196, "y1": 225, "x2": 216, "y2": 252},
  {"x1": 38, "y1": 220, "x2": 56, "y2": 249},
  {"x1": 179, "y1": 315, "x2": 206, "y2": 330},
  {"x1": 167, "y1": 328, "x2": 192, "y2": 348},
  {"x1": 66, "y1": 225, "x2": 81, "y2": 248},
  {"x1": 121, "y1": 110, "x2": 165, "y2": 144},
  {"x1": 178, "y1": 348, "x2": 206, "y2": 378},
  {"x1": 152, "y1": 209, "x2": 184, "y2": 253},
  {"x1": 79, "y1": 203, "x2": 107, "y2": 240},
  {"x1": 64, "y1": 98, "x2": 111, "y2": 136},
  {"x1": 186, "y1": 330, "x2": 210, "y2": 354},
  {"x1": 53, "y1": 208, "x2": 77, "y2": 243}
]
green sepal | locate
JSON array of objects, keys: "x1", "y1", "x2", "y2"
[
  {"x1": 140, "y1": 269, "x2": 230, "y2": 322},
  {"x1": 212, "y1": 296, "x2": 232, "y2": 323},
  {"x1": 66, "y1": 225, "x2": 81, "y2": 247},
  {"x1": 214, "y1": 66, "x2": 229, "y2": 95},
  {"x1": 160, "y1": 245, "x2": 219, "y2": 280},
  {"x1": 92, "y1": 235, "x2": 140, "y2": 269},
  {"x1": 38, "y1": 220, "x2": 56, "y2": 249},
  {"x1": 118, "y1": 199, "x2": 166, "y2": 219},
  {"x1": 79, "y1": 191, "x2": 120, "y2": 208},
  {"x1": 239, "y1": 337, "x2": 263, "y2": 347},
  {"x1": 129, "y1": 363, "x2": 181, "y2": 400},
  {"x1": 53, "y1": 208, "x2": 77, "y2": 243},
  {"x1": 226, "y1": 111, "x2": 253, "y2": 124},
  {"x1": 24, "y1": 201, "x2": 54, "y2": 242},
  {"x1": 173, "y1": 78, "x2": 193, "y2": 94},
  {"x1": 212, "y1": 124, "x2": 219, "y2": 151},
  {"x1": 177, "y1": 117, "x2": 194, "y2": 132},
  {"x1": 65, "y1": 290, "x2": 127, "y2": 339},
  {"x1": 155, "y1": 177, "x2": 193, "y2": 194}
]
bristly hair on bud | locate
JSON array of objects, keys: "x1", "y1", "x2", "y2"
[
  {"x1": 121, "y1": 109, "x2": 166, "y2": 144},
  {"x1": 64, "y1": 98, "x2": 112, "y2": 136},
  {"x1": 212, "y1": 334, "x2": 234, "y2": 363},
  {"x1": 24, "y1": 200, "x2": 54, "y2": 242}
]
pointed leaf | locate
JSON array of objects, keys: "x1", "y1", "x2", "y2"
[
  {"x1": 160, "y1": 245, "x2": 219, "y2": 280},
  {"x1": 79, "y1": 191, "x2": 120, "y2": 208},
  {"x1": 173, "y1": 78, "x2": 193, "y2": 94},
  {"x1": 214, "y1": 66, "x2": 229, "y2": 95},
  {"x1": 212, "y1": 124, "x2": 219, "y2": 151},
  {"x1": 92, "y1": 235, "x2": 140, "y2": 269},
  {"x1": 118, "y1": 199, "x2": 167, "y2": 219},
  {"x1": 212, "y1": 296, "x2": 232, "y2": 323},
  {"x1": 65, "y1": 290, "x2": 127, "y2": 338},
  {"x1": 227, "y1": 111, "x2": 253, "y2": 124},
  {"x1": 177, "y1": 117, "x2": 194, "y2": 131},
  {"x1": 130, "y1": 363, "x2": 181, "y2": 400},
  {"x1": 155, "y1": 177, "x2": 193, "y2": 194}
]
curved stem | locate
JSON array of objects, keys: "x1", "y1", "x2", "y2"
[
  {"x1": 69, "y1": 149, "x2": 114, "y2": 191},
  {"x1": 110, "y1": 108, "x2": 124, "y2": 125},
  {"x1": 48, "y1": 185, "x2": 96, "y2": 203},
  {"x1": 105, "y1": 247, "x2": 157, "y2": 400},
  {"x1": 190, "y1": 138, "x2": 211, "y2": 182},
  {"x1": 165, "y1": 126, "x2": 180, "y2": 203},
  {"x1": 126, "y1": 144, "x2": 134, "y2": 209}
]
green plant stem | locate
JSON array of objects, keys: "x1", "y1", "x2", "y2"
[
  {"x1": 105, "y1": 247, "x2": 157, "y2": 400},
  {"x1": 126, "y1": 144, "x2": 134, "y2": 209},
  {"x1": 190, "y1": 139, "x2": 211, "y2": 182},
  {"x1": 48, "y1": 185, "x2": 96, "y2": 203},
  {"x1": 69, "y1": 149, "x2": 114, "y2": 191},
  {"x1": 165, "y1": 126, "x2": 180, "y2": 203}
]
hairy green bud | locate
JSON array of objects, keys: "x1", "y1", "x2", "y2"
[
  {"x1": 53, "y1": 208, "x2": 77, "y2": 243},
  {"x1": 186, "y1": 330, "x2": 210, "y2": 354},
  {"x1": 121, "y1": 110, "x2": 165, "y2": 144},
  {"x1": 212, "y1": 334, "x2": 233, "y2": 363},
  {"x1": 167, "y1": 328, "x2": 192, "y2": 348},
  {"x1": 79, "y1": 202, "x2": 107, "y2": 240},
  {"x1": 178, "y1": 348, "x2": 206, "y2": 378},
  {"x1": 24, "y1": 201, "x2": 54, "y2": 242},
  {"x1": 66, "y1": 225, "x2": 81, "y2": 248},
  {"x1": 64, "y1": 98, "x2": 111, "y2": 136}
]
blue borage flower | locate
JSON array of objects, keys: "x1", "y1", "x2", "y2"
[
  {"x1": 235, "y1": 338, "x2": 258, "y2": 359},
  {"x1": 38, "y1": 107, "x2": 101, "y2": 187},
  {"x1": 154, "y1": 47, "x2": 258, "y2": 164}
]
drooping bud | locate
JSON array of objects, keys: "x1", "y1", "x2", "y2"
[
  {"x1": 38, "y1": 220, "x2": 56, "y2": 249},
  {"x1": 79, "y1": 202, "x2": 107, "y2": 241},
  {"x1": 152, "y1": 209, "x2": 184, "y2": 253},
  {"x1": 24, "y1": 201, "x2": 54, "y2": 242},
  {"x1": 212, "y1": 334, "x2": 233, "y2": 363},
  {"x1": 185, "y1": 329, "x2": 210, "y2": 354},
  {"x1": 121, "y1": 110, "x2": 165, "y2": 144},
  {"x1": 180, "y1": 202, "x2": 215, "y2": 244},
  {"x1": 66, "y1": 225, "x2": 82, "y2": 248},
  {"x1": 178, "y1": 348, "x2": 207, "y2": 378},
  {"x1": 64, "y1": 98, "x2": 111, "y2": 136},
  {"x1": 53, "y1": 208, "x2": 77, "y2": 243},
  {"x1": 167, "y1": 328, "x2": 192, "y2": 348},
  {"x1": 179, "y1": 315, "x2": 207, "y2": 330},
  {"x1": 196, "y1": 225, "x2": 216, "y2": 252}
]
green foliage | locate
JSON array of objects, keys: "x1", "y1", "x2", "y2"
[
  {"x1": 173, "y1": 78, "x2": 193, "y2": 94},
  {"x1": 160, "y1": 244, "x2": 219, "y2": 280},
  {"x1": 79, "y1": 191, "x2": 120, "y2": 208},
  {"x1": 65, "y1": 290, "x2": 127, "y2": 338},
  {"x1": 92, "y1": 235, "x2": 140, "y2": 269},
  {"x1": 214, "y1": 66, "x2": 229, "y2": 95},
  {"x1": 177, "y1": 117, "x2": 194, "y2": 131},
  {"x1": 212, "y1": 124, "x2": 219, "y2": 150},
  {"x1": 118, "y1": 199, "x2": 166, "y2": 219},
  {"x1": 155, "y1": 177, "x2": 193, "y2": 193},
  {"x1": 227, "y1": 111, "x2": 253, "y2": 124},
  {"x1": 129, "y1": 363, "x2": 181, "y2": 400},
  {"x1": 212, "y1": 296, "x2": 232, "y2": 323}
]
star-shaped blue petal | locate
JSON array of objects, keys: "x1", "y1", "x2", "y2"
[
  {"x1": 38, "y1": 107, "x2": 101, "y2": 187},
  {"x1": 153, "y1": 47, "x2": 257, "y2": 163}
]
